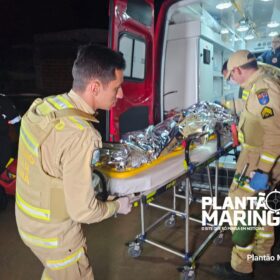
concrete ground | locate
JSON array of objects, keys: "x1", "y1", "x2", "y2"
[{"x1": 0, "y1": 192, "x2": 279, "y2": 280}]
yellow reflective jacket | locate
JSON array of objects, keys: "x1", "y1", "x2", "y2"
[{"x1": 16, "y1": 92, "x2": 118, "y2": 250}]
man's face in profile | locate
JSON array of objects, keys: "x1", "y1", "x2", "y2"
[{"x1": 272, "y1": 37, "x2": 280, "y2": 51}]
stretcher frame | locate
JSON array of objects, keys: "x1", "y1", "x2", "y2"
[
  {"x1": 99, "y1": 131, "x2": 235, "y2": 280},
  {"x1": 122, "y1": 135, "x2": 234, "y2": 279}
]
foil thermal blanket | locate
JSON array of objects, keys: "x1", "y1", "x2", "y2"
[{"x1": 98, "y1": 102, "x2": 234, "y2": 171}]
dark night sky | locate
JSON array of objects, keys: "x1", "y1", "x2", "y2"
[{"x1": 0, "y1": 0, "x2": 109, "y2": 46}]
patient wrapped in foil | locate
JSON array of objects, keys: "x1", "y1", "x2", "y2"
[{"x1": 98, "y1": 102, "x2": 234, "y2": 171}]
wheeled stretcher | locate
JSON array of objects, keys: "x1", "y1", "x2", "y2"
[{"x1": 97, "y1": 133, "x2": 234, "y2": 279}]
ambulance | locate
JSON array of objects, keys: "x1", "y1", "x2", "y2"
[{"x1": 107, "y1": 0, "x2": 279, "y2": 141}]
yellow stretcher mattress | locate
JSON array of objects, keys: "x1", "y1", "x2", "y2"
[
  {"x1": 103, "y1": 140, "x2": 231, "y2": 196},
  {"x1": 97, "y1": 147, "x2": 184, "y2": 179}
]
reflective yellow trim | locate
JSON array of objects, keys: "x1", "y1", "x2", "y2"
[
  {"x1": 20, "y1": 122, "x2": 39, "y2": 156},
  {"x1": 242, "y1": 90, "x2": 250, "y2": 101},
  {"x1": 256, "y1": 231, "x2": 274, "y2": 239},
  {"x1": 260, "y1": 153, "x2": 276, "y2": 164},
  {"x1": 46, "y1": 247, "x2": 84, "y2": 270},
  {"x1": 47, "y1": 96, "x2": 74, "y2": 110},
  {"x1": 19, "y1": 229, "x2": 58, "y2": 248},
  {"x1": 47, "y1": 96, "x2": 88, "y2": 130},
  {"x1": 69, "y1": 116, "x2": 89, "y2": 130},
  {"x1": 236, "y1": 244, "x2": 253, "y2": 252},
  {"x1": 47, "y1": 97, "x2": 63, "y2": 110},
  {"x1": 16, "y1": 192, "x2": 50, "y2": 221},
  {"x1": 57, "y1": 95, "x2": 74, "y2": 108}
]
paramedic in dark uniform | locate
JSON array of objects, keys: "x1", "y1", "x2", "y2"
[
  {"x1": 257, "y1": 34, "x2": 280, "y2": 68},
  {"x1": 0, "y1": 94, "x2": 21, "y2": 173},
  {"x1": 15, "y1": 44, "x2": 132, "y2": 280},
  {"x1": 214, "y1": 50, "x2": 280, "y2": 280}
]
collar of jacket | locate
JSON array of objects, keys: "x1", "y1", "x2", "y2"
[
  {"x1": 68, "y1": 90, "x2": 95, "y2": 116},
  {"x1": 240, "y1": 68, "x2": 264, "y2": 91}
]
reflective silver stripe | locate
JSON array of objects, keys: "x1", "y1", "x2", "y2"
[
  {"x1": 57, "y1": 95, "x2": 74, "y2": 108},
  {"x1": 46, "y1": 248, "x2": 84, "y2": 270},
  {"x1": 16, "y1": 192, "x2": 50, "y2": 221},
  {"x1": 51, "y1": 96, "x2": 71, "y2": 109},
  {"x1": 19, "y1": 230, "x2": 58, "y2": 248},
  {"x1": 69, "y1": 116, "x2": 89, "y2": 130},
  {"x1": 20, "y1": 123, "x2": 39, "y2": 156},
  {"x1": 256, "y1": 231, "x2": 273, "y2": 239},
  {"x1": 260, "y1": 153, "x2": 276, "y2": 164}
]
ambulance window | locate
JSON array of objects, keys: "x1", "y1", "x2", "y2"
[
  {"x1": 132, "y1": 40, "x2": 145, "y2": 79},
  {"x1": 127, "y1": 0, "x2": 152, "y2": 27},
  {"x1": 119, "y1": 36, "x2": 133, "y2": 78},
  {"x1": 119, "y1": 34, "x2": 146, "y2": 80}
]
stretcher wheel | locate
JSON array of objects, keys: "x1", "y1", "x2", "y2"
[
  {"x1": 164, "y1": 215, "x2": 176, "y2": 228},
  {"x1": 180, "y1": 269, "x2": 195, "y2": 280},
  {"x1": 128, "y1": 242, "x2": 142, "y2": 258},
  {"x1": 213, "y1": 232, "x2": 224, "y2": 245}
]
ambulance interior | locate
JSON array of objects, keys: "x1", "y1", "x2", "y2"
[
  {"x1": 161, "y1": 0, "x2": 279, "y2": 178},
  {"x1": 162, "y1": 0, "x2": 279, "y2": 113}
]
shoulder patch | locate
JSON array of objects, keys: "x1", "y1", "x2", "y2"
[
  {"x1": 256, "y1": 91, "x2": 269, "y2": 105},
  {"x1": 261, "y1": 106, "x2": 274, "y2": 119}
]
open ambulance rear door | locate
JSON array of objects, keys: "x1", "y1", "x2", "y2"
[{"x1": 108, "y1": 0, "x2": 154, "y2": 141}]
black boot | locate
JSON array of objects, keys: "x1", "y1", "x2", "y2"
[{"x1": 213, "y1": 262, "x2": 253, "y2": 279}]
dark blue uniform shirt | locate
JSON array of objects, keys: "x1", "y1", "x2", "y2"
[{"x1": 258, "y1": 47, "x2": 280, "y2": 68}]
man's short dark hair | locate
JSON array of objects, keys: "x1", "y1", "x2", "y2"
[
  {"x1": 221, "y1": 60, "x2": 228, "y2": 74},
  {"x1": 240, "y1": 52, "x2": 258, "y2": 70},
  {"x1": 72, "y1": 44, "x2": 126, "y2": 92},
  {"x1": 240, "y1": 60, "x2": 258, "y2": 70}
]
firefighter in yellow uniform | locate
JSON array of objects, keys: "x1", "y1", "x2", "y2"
[
  {"x1": 214, "y1": 50, "x2": 280, "y2": 280},
  {"x1": 15, "y1": 44, "x2": 132, "y2": 280},
  {"x1": 221, "y1": 61, "x2": 280, "y2": 114}
]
